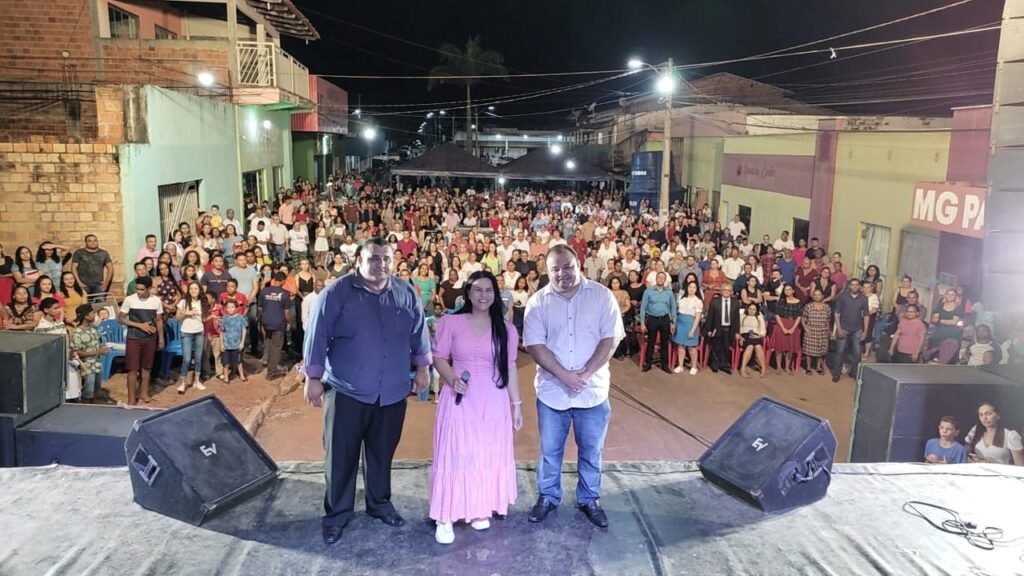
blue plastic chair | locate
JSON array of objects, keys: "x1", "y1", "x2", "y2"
[
  {"x1": 98, "y1": 319, "x2": 126, "y2": 382},
  {"x1": 160, "y1": 318, "x2": 183, "y2": 380}
]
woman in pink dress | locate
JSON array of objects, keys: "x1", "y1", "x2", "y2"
[{"x1": 429, "y1": 270, "x2": 523, "y2": 545}]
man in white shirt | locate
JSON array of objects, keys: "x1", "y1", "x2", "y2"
[
  {"x1": 727, "y1": 214, "x2": 747, "y2": 239},
  {"x1": 511, "y1": 231, "x2": 530, "y2": 254},
  {"x1": 222, "y1": 208, "x2": 243, "y2": 235},
  {"x1": 737, "y1": 236, "x2": 754, "y2": 258},
  {"x1": 523, "y1": 244, "x2": 624, "y2": 529},
  {"x1": 267, "y1": 214, "x2": 289, "y2": 263},
  {"x1": 773, "y1": 230, "x2": 795, "y2": 252},
  {"x1": 247, "y1": 206, "x2": 271, "y2": 233},
  {"x1": 721, "y1": 248, "x2": 745, "y2": 281},
  {"x1": 497, "y1": 236, "x2": 516, "y2": 267},
  {"x1": 251, "y1": 221, "x2": 271, "y2": 252}
]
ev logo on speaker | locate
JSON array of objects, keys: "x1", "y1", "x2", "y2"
[
  {"x1": 751, "y1": 438, "x2": 769, "y2": 452},
  {"x1": 200, "y1": 443, "x2": 218, "y2": 457}
]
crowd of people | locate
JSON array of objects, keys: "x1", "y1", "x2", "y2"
[{"x1": 0, "y1": 171, "x2": 1021, "y2": 546}]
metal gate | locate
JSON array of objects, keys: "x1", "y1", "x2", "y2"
[{"x1": 158, "y1": 181, "x2": 200, "y2": 243}]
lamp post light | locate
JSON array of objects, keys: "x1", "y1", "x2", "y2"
[
  {"x1": 628, "y1": 57, "x2": 676, "y2": 225},
  {"x1": 197, "y1": 71, "x2": 215, "y2": 87}
]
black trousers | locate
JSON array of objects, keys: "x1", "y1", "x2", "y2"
[
  {"x1": 709, "y1": 330, "x2": 733, "y2": 370},
  {"x1": 644, "y1": 315, "x2": 672, "y2": 369},
  {"x1": 264, "y1": 329, "x2": 284, "y2": 374},
  {"x1": 323, "y1": 389, "x2": 407, "y2": 528}
]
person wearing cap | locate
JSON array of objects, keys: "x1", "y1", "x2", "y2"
[{"x1": 70, "y1": 304, "x2": 110, "y2": 403}]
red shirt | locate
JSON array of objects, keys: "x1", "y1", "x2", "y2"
[{"x1": 218, "y1": 291, "x2": 249, "y2": 313}]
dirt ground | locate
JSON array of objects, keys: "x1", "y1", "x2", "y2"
[
  {"x1": 254, "y1": 355, "x2": 857, "y2": 464},
  {"x1": 103, "y1": 353, "x2": 856, "y2": 464}
]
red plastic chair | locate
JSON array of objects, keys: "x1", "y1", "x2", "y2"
[{"x1": 636, "y1": 326, "x2": 677, "y2": 369}]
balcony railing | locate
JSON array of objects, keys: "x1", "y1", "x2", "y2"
[{"x1": 236, "y1": 40, "x2": 309, "y2": 101}]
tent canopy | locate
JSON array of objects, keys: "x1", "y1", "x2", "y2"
[
  {"x1": 501, "y1": 149, "x2": 610, "y2": 182},
  {"x1": 391, "y1": 143, "x2": 500, "y2": 178}
]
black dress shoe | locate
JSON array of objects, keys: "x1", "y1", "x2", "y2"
[
  {"x1": 528, "y1": 497, "x2": 557, "y2": 523},
  {"x1": 641, "y1": 365, "x2": 651, "y2": 373},
  {"x1": 579, "y1": 501, "x2": 609, "y2": 528},
  {"x1": 832, "y1": 374, "x2": 841, "y2": 383},
  {"x1": 719, "y1": 367, "x2": 733, "y2": 375},
  {"x1": 371, "y1": 511, "x2": 406, "y2": 527},
  {"x1": 710, "y1": 365, "x2": 719, "y2": 373},
  {"x1": 661, "y1": 366, "x2": 673, "y2": 374},
  {"x1": 322, "y1": 525, "x2": 344, "y2": 544}
]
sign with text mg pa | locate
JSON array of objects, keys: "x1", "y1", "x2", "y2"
[{"x1": 911, "y1": 182, "x2": 986, "y2": 239}]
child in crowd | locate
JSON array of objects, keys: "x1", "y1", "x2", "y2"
[
  {"x1": 426, "y1": 303, "x2": 445, "y2": 402},
  {"x1": 924, "y1": 416, "x2": 968, "y2": 464},
  {"x1": 201, "y1": 292, "x2": 223, "y2": 382},
  {"x1": 218, "y1": 300, "x2": 248, "y2": 383},
  {"x1": 70, "y1": 304, "x2": 109, "y2": 404}
]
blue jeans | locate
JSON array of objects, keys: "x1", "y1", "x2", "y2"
[
  {"x1": 536, "y1": 398, "x2": 611, "y2": 506},
  {"x1": 81, "y1": 372, "x2": 100, "y2": 399},
  {"x1": 832, "y1": 329, "x2": 863, "y2": 378},
  {"x1": 181, "y1": 332, "x2": 205, "y2": 376},
  {"x1": 270, "y1": 243, "x2": 286, "y2": 264}
]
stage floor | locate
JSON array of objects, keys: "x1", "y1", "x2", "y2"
[{"x1": 1, "y1": 461, "x2": 1022, "y2": 575}]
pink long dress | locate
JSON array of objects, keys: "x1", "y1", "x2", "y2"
[{"x1": 428, "y1": 314, "x2": 518, "y2": 524}]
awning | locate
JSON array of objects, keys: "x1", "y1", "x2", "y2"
[
  {"x1": 501, "y1": 149, "x2": 610, "y2": 182},
  {"x1": 391, "y1": 143, "x2": 500, "y2": 178}
]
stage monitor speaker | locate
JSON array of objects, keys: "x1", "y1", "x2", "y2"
[
  {"x1": 0, "y1": 332, "x2": 65, "y2": 425},
  {"x1": 851, "y1": 364, "x2": 1024, "y2": 462},
  {"x1": 698, "y1": 397, "x2": 836, "y2": 513},
  {"x1": 125, "y1": 395, "x2": 278, "y2": 525},
  {"x1": 15, "y1": 404, "x2": 149, "y2": 467}
]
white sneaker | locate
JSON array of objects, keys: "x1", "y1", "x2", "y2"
[
  {"x1": 672, "y1": 366, "x2": 684, "y2": 374},
  {"x1": 689, "y1": 367, "x2": 698, "y2": 376},
  {"x1": 194, "y1": 381, "x2": 207, "y2": 391},
  {"x1": 176, "y1": 382, "x2": 187, "y2": 394},
  {"x1": 435, "y1": 522, "x2": 455, "y2": 544},
  {"x1": 470, "y1": 519, "x2": 490, "y2": 531}
]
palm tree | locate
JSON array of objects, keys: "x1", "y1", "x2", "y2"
[{"x1": 428, "y1": 36, "x2": 508, "y2": 156}]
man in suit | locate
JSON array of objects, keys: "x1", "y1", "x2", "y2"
[{"x1": 705, "y1": 285, "x2": 740, "y2": 374}]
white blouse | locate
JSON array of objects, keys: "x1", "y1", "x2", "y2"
[
  {"x1": 965, "y1": 426, "x2": 1023, "y2": 465},
  {"x1": 677, "y1": 295, "x2": 703, "y2": 317}
]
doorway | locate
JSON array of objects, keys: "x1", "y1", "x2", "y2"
[
  {"x1": 738, "y1": 205, "x2": 752, "y2": 237},
  {"x1": 158, "y1": 181, "x2": 200, "y2": 243},
  {"x1": 792, "y1": 218, "x2": 810, "y2": 246},
  {"x1": 242, "y1": 170, "x2": 266, "y2": 203}
]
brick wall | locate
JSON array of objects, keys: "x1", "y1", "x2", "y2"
[
  {"x1": 0, "y1": 139, "x2": 126, "y2": 293},
  {"x1": 0, "y1": 0, "x2": 96, "y2": 83}
]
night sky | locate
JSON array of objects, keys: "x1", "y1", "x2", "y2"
[{"x1": 282, "y1": 0, "x2": 1002, "y2": 141}]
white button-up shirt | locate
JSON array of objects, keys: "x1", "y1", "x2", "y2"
[{"x1": 523, "y1": 278, "x2": 625, "y2": 410}]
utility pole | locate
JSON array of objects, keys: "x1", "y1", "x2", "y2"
[{"x1": 659, "y1": 56, "x2": 673, "y2": 226}]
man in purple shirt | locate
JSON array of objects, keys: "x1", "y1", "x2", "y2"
[{"x1": 303, "y1": 237, "x2": 431, "y2": 545}]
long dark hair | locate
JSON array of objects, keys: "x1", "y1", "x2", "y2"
[
  {"x1": 59, "y1": 271, "x2": 84, "y2": 298},
  {"x1": 455, "y1": 271, "x2": 510, "y2": 389},
  {"x1": 968, "y1": 402, "x2": 1006, "y2": 453},
  {"x1": 35, "y1": 243, "x2": 60, "y2": 264}
]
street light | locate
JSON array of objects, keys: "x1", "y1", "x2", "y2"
[
  {"x1": 565, "y1": 160, "x2": 576, "y2": 170},
  {"x1": 362, "y1": 127, "x2": 377, "y2": 140},
  {"x1": 439, "y1": 110, "x2": 446, "y2": 116},
  {"x1": 550, "y1": 144, "x2": 562, "y2": 155},
  {"x1": 626, "y1": 57, "x2": 676, "y2": 225},
  {"x1": 487, "y1": 106, "x2": 495, "y2": 111},
  {"x1": 498, "y1": 177, "x2": 507, "y2": 185},
  {"x1": 262, "y1": 120, "x2": 272, "y2": 130},
  {"x1": 197, "y1": 71, "x2": 215, "y2": 87}
]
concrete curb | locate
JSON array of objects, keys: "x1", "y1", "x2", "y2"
[{"x1": 243, "y1": 395, "x2": 276, "y2": 436}]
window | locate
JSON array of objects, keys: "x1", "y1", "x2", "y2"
[
  {"x1": 154, "y1": 25, "x2": 177, "y2": 40},
  {"x1": 857, "y1": 223, "x2": 892, "y2": 279},
  {"x1": 108, "y1": 5, "x2": 139, "y2": 40}
]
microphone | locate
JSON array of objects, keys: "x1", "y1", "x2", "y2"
[{"x1": 455, "y1": 370, "x2": 470, "y2": 406}]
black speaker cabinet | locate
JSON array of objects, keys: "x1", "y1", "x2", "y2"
[
  {"x1": 0, "y1": 415, "x2": 15, "y2": 468},
  {"x1": 699, "y1": 397, "x2": 836, "y2": 513},
  {"x1": 0, "y1": 332, "x2": 66, "y2": 425},
  {"x1": 851, "y1": 364, "x2": 1024, "y2": 463},
  {"x1": 15, "y1": 404, "x2": 150, "y2": 467},
  {"x1": 125, "y1": 395, "x2": 278, "y2": 525}
]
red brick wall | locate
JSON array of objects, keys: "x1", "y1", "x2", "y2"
[
  {"x1": 0, "y1": 139, "x2": 126, "y2": 292},
  {"x1": 0, "y1": 0, "x2": 96, "y2": 83}
]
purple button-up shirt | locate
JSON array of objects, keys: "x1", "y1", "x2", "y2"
[{"x1": 303, "y1": 272, "x2": 432, "y2": 406}]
